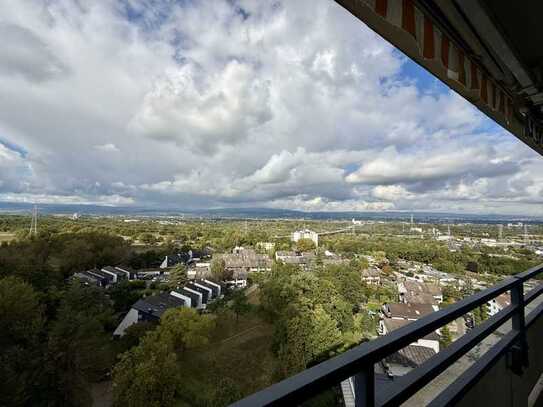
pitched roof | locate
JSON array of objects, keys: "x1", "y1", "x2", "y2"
[
  {"x1": 403, "y1": 280, "x2": 442, "y2": 297},
  {"x1": 385, "y1": 345, "x2": 436, "y2": 368},
  {"x1": 132, "y1": 293, "x2": 185, "y2": 319},
  {"x1": 165, "y1": 252, "x2": 192, "y2": 267},
  {"x1": 86, "y1": 268, "x2": 113, "y2": 281},
  {"x1": 102, "y1": 266, "x2": 127, "y2": 277},
  {"x1": 219, "y1": 250, "x2": 271, "y2": 269},
  {"x1": 494, "y1": 292, "x2": 511, "y2": 308},
  {"x1": 387, "y1": 303, "x2": 435, "y2": 319},
  {"x1": 383, "y1": 318, "x2": 440, "y2": 341}
]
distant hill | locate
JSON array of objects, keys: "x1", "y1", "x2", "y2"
[{"x1": 0, "y1": 201, "x2": 541, "y2": 224}]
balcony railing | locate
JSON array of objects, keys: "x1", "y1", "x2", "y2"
[{"x1": 230, "y1": 264, "x2": 543, "y2": 407}]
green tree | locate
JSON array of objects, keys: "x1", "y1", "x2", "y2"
[
  {"x1": 167, "y1": 264, "x2": 188, "y2": 289},
  {"x1": 230, "y1": 290, "x2": 251, "y2": 322},
  {"x1": 44, "y1": 283, "x2": 115, "y2": 406},
  {"x1": 440, "y1": 325, "x2": 453, "y2": 348},
  {"x1": 118, "y1": 321, "x2": 156, "y2": 352},
  {"x1": 211, "y1": 257, "x2": 227, "y2": 281},
  {"x1": 113, "y1": 331, "x2": 180, "y2": 407},
  {"x1": 279, "y1": 305, "x2": 342, "y2": 375},
  {"x1": 158, "y1": 307, "x2": 216, "y2": 354},
  {"x1": 296, "y1": 238, "x2": 316, "y2": 252},
  {"x1": 109, "y1": 280, "x2": 144, "y2": 313},
  {"x1": 0, "y1": 277, "x2": 44, "y2": 406},
  {"x1": 472, "y1": 305, "x2": 489, "y2": 326},
  {"x1": 112, "y1": 308, "x2": 215, "y2": 406}
]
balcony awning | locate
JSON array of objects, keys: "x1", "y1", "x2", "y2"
[{"x1": 336, "y1": 0, "x2": 543, "y2": 156}]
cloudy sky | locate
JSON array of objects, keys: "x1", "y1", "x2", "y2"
[{"x1": 1, "y1": 0, "x2": 542, "y2": 215}]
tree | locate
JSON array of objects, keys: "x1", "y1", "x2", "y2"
[
  {"x1": 296, "y1": 238, "x2": 316, "y2": 252},
  {"x1": 230, "y1": 290, "x2": 251, "y2": 322},
  {"x1": 139, "y1": 233, "x2": 156, "y2": 244},
  {"x1": 44, "y1": 283, "x2": 115, "y2": 406},
  {"x1": 279, "y1": 305, "x2": 342, "y2": 375},
  {"x1": 118, "y1": 321, "x2": 156, "y2": 352},
  {"x1": 0, "y1": 277, "x2": 44, "y2": 406},
  {"x1": 210, "y1": 257, "x2": 228, "y2": 282},
  {"x1": 158, "y1": 307, "x2": 216, "y2": 354},
  {"x1": 112, "y1": 308, "x2": 215, "y2": 406},
  {"x1": 167, "y1": 264, "x2": 188, "y2": 289},
  {"x1": 440, "y1": 325, "x2": 453, "y2": 348},
  {"x1": 472, "y1": 305, "x2": 489, "y2": 326},
  {"x1": 109, "y1": 280, "x2": 144, "y2": 313},
  {"x1": 113, "y1": 331, "x2": 180, "y2": 407}
]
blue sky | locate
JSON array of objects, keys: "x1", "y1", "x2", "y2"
[{"x1": 0, "y1": 0, "x2": 542, "y2": 215}]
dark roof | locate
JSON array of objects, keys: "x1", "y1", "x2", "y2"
[
  {"x1": 387, "y1": 303, "x2": 435, "y2": 320},
  {"x1": 385, "y1": 345, "x2": 436, "y2": 368},
  {"x1": 186, "y1": 283, "x2": 209, "y2": 303},
  {"x1": 165, "y1": 252, "x2": 191, "y2": 267},
  {"x1": 86, "y1": 269, "x2": 113, "y2": 282},
  {"x1": 196, "y1": 280, "x2": 219, "y2": 297},
  {"x1": 75, "y1": 271, "x2": 103, "y2": 281},
  {"x1": 177, "y1": 288, "x2": 200, "y2": 306},
  {"x1": 132, "y1": 293, "x2": 185, "y2": 319},
  {"x1": 102, "y1": 266, "x2": 127, "y2": 277}
]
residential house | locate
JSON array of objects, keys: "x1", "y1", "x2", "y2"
[
  {"x1": 361, "y1": 268, "x2": 382, "y2": 285},
  {"x1": 113, "y1": 279, "x2": 222, "y2": 336},
  {"x1": 187, "y1": 262, "x2": 211, "y2": 279},
  {"x1": 160, "y1": 251, "x2": 193, "y2": 269},
  {"x1": 219, "y1": 248, "x2": 272, "y2": 276},
  {"x1": 224, "y1": 271, "x2": 249, "y2": 289},
  {"x1": 382, "y1": 345, "x2": 437, "y2": 376},
  {"x1": 113, "y1": 292, "x2": 186, "y2": 336},
  {"x1": 398, "y1": 280, "x2": 443, "y2": 305},
  {"x1": 379, "y1": 318, "x2": 440, "y2": 353},
  {"x1": 382, "y1": 302, "x2": 437, "y2": 320},
  {"x1": 101, "y1": 266, "x2": 129, "y2": 283},
  {"x1": 487, "y1": 292, "x2": 511, "y2": 316},
  {"x1": 74, "y1": 269, "x2": 113, "y2": 288},
  {"x1": 275, "y1": 251, "x2": 316, "y2": 268}
]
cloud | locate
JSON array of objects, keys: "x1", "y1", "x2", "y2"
[
  {"x1": 0, "y1": 23, "x2": 68, "y2": 82},
  {"x1": 345, "y1": 145, "x2": 519, "y2": 186},
  {"x1": 0, "y1": 0, "x2": 542, "y2": 215},
  {"x1": 94, "y1": 143, "x2": 120, "y2": 152}
]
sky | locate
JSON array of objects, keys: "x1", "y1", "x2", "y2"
[{"x1": 1, "y1": 0, "x2": 542, "y2": 215}]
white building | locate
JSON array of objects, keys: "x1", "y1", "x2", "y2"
[
  {"x1": 291, "y1": 229, "x2": 319, "y2": 247},
  {"x1": 487, "y1": 293, "x2": 511, "y2": 316}
]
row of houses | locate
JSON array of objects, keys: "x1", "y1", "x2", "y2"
[
  {"x1": 113, "y1": 279, "x2": 222, "y2": 336},
  {"x1": 74, "y1": 266, "x2": 134, "y2": 287},
  {"x1": 159, "y1": 249, "x2": 211, "y2": 269}
]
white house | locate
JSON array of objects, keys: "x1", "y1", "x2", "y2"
[
  {"x1": 379, "y1": 317, "x2": 440, "y2": 354},
  {"x1": 487, "y1": 292, "x2": 511, "y2": 316}
]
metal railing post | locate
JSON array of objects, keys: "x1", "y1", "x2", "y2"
[
  {"x1": 509, "y1": 281, "x2": 529, "y2": 374},
  {"x1": 354, "y1": 365, "x2": 375, "y2": 407}
]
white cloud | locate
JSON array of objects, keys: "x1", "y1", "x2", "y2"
[{"x1": 0, "y1": 0, "x2": 542, "y2": 215}]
